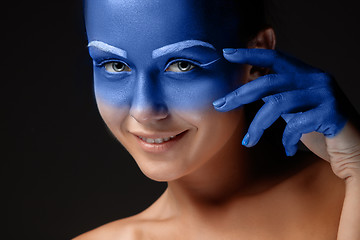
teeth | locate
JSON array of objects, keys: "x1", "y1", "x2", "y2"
[{"x1": 139, "y1": 135, "x2": 175, "y2": 144}]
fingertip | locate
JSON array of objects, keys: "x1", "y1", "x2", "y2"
[
  {"x1": 285, "y1": 145, "x2": 298, "y2": 157},
  {"x1": 213, "y1": 103, "x2": 231, "y2": 112},
  {"x1": 223, "y1": 48, "x2": 237, "y2": 55},
  {"x1": 246, "y1": 133, "x2": 262, "y2": 148},
  {"x1": 213, "y1": 90, "x2": 246, "y2": 111},
  {"x1": 242, "y1": 133, "x2": 250, "y2": 146},
  {"x1": 222, "y1": 48, "x2": 250, "y2": 64},
  {"x1": 213, "y1": 105, "x2": 232, "y2": 112},
  {"x1": 213, "y1": 101, "x2": 244, "y2": 112},
  {"x1": 212, "y1": 97, "x2": 226, "y2": 109}
]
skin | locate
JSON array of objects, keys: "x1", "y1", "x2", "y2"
[{"x1": 75, "y1": 0, "x2": 360, "y2": 239}]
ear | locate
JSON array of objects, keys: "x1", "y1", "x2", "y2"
[{"x1": 243, "y1": 27, "x2": 276, "y2": 83}]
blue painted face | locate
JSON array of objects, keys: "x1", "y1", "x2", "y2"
[
  {"x1": 85, "y1": 0, "x2": 244, "y2": 110},
  {"x1": 84, "y1": 0, "x2": 249, "y2": 181}
]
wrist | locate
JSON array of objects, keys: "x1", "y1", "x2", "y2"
[
  {"x1": 344, "y1": 172, "x2": 360, "y2": 186},
  {"x1": 338, "y1": 170, "x2": 360, "y2": 240}
]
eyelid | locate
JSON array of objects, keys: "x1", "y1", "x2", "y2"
[
  {"x1": 93, "y1": 59, "x2": 132, "y2": 76},
  {"x1": 164, "y1": 58, "x2": 200, "y2": 71},
  {"x1": 94, "y1": 58, "x2": 131, "y2": 69},
  {"x1": 163, "y1": 58, "x2": 221, "y2": 71}
]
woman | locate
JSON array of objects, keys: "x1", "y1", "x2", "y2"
[{"x1": 75, "y1": 0, "x2": 360, "y2": 239}]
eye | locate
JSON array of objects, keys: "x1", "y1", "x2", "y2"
[
  {"x1": 165, "y1": 61, "x2": 196, "y2": 72},
  {"x1": 104, "y1": 62, "x2": 131, "y2": 73}
]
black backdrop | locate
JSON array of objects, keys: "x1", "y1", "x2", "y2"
[{"x1": 4, "y1": 1, "x2": 360, "y2": 239}]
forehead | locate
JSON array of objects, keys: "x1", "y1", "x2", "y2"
[
  {"x1": 85, "y1": 0, "x2": 240, "y2": 53},
  {"x1": 86, "y1": 0, "x2": 204, "y2": 50}
]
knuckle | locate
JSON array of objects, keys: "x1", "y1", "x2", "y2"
[
  {"x1": 233, "y1": 88, "x2": 241, "y2": 97},
  {"x1": 315, "y1": 88, "x2": 333, "y2": 101},
  {"x1": 286, "y1": 121, "x2": 299, "y2": 133},
  {"x1": 318, "y1": 90, "x2": 336, "y2": 108},
  {"x1": 323, "y1": 101, "x2": 341, "y2": 118},
  {"x1": 285, "y1": 115, "x2": 306, "y2": 134},
  {"x1": 265, "y1": 74, "x2": 277, "y2": 87},
  {"x1": 314, "y1": 72, "x2": 333, "y2": 85},
  {"x1": 268, "y1": 93, "x2": 285, "y2": 105}
]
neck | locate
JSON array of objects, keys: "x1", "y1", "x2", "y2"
[
  {"x1": 164, "y1": 123, "x2": 252, "y2": 216},
  {"x1": 163, "y1": 135, "x2": 319, "y2": 220}
]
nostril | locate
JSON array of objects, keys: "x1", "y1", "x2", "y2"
[{"x1": 154, "y1": 104, "x2": 169, "y2": 118}]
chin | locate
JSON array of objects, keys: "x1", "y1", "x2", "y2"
[{"x1": 128, "y1": 152, "x2": 191, "y2": 182}]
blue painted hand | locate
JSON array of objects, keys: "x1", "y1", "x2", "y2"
[{"x1": 213, "y1": 48, "x2": 347, "y2": 156}]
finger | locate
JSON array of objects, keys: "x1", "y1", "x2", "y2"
[
  {"x1": 281, "y1": 104, "x2": 342, "y2": 156},
  {"x1": 213, "y1": 73, "x2": 332, "y2": 111},
  {"x1": 243, "y1": 89, "x2": 325, "y2": 147},
  {"x1": 282, "y1": 101, "x2": 347, "y2": 156},
  {"x1": 282, "y1": 110, "x2": 323, "y2": 156},
  {"x1": 223, "y1": 48, "x2": 321, "y2": 74},
  {"x1": 308, "y1": 103, "x2": 346, "y2": 137}
]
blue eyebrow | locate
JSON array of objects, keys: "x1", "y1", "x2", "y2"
[
  {"x1": 152, "y1": 40, "x2": 216, "y2": 59},
  {"x1": 88, "y1": 41, "x2": 128, "y2": 58}
]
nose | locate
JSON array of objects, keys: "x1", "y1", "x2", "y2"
[{"x1": 129, "y1": 71, "x2": 169, "y2": 124}]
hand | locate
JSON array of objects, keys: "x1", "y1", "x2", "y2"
[
  {"x1": 213, "y1": 48, "x2": 348, "y2": 157},
  {"x1": 213, "y1": 48, "x2": 360, "y2": 240}
]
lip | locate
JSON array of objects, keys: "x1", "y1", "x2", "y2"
[{"x1": 131, "y1": 130, "x2": 188, "y2": 153}]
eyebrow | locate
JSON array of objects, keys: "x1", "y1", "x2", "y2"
[
  {"x1": 87, "y1": 40, "x2": 216, "y2": 60},
  {"x1": 88, "y1": 41, "x2": 128, "y2": 58},
  {"x1": 152, "y1": 40, "x2": 216, "y2": 59}
]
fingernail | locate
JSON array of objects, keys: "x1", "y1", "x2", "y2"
[
  {"x1": 242, "y1": 133, "x2": 250, "y2": 146},
  {"x1": 223, "y1": 48, "x2": 237, "y2": 54},
  {"x1": 213, "y1": 97, "x2": 226, "y2": 108},
  {"x1": 285, "y1": 149, "x2": 293, "y2": 157},
  {"x1": 285, "y1": 147, "x2": 296, "y2": 157}
]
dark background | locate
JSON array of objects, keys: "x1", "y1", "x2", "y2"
[{"x1": 4, "y1": 1, "x2": 360, "y2": 239}]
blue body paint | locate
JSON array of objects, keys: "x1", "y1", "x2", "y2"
[
  {"x1": 214, "y1": 49, "x2": 347, "y2": 156},
  {"x1": 88, "y1": 41, "x2": 128, "y2": 59},
  {"x1": 85, "y1": 0, "x2": 347, "y2": 156},
  {"x1": 85, "y1": 0, "x2": 243, "y2": 110},
  {"x1": 152, "y1": 40, "x2": 216, "y2": 59}
]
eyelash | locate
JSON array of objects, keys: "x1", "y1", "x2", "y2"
[
  {"x1": 164, "y1": 58, "x2": 201, "y2": 71},
  {"x1": 95, "y1": 57, "x2": 217, "y2": 73},
  {"x1": 95, "y1": 59, "x2": 129, "y2": 68}
]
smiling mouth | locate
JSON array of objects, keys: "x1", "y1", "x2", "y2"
[
  {"x1": 138, "y1": 135, "x2": 176, "y2": 144},
  {"x1": 136, "y1": 131, "x2": 185, "y2": 144},
  {"x1": 133, "y1": 130, "x2": 187, "y2": 153}
]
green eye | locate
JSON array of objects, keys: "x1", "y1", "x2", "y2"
[
  {"x1": 166, "y1": 61, "x2": 196, "y2": 72},
  {"x1": 104, "y1": 62, "x2": 131, "y2": 73}
]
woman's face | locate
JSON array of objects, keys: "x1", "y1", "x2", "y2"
[{"x1": 85, "y1": 0, "x2": 247, "y2": 181}]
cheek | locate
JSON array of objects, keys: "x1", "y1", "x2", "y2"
[
  {"x1": 93, "y1": 69, "x2": 133, "y2": 107},
  {"x1": 171, "y1": 108, "x2": 244, "y2": 176},
  {"x1": 160, "y1": 77, "x2": 226, "y2": 110},
  {"x1": 160, "y1": 68, "x2": 241, "y2": 110},
  {"x1": 93, "y1": 63, "x2": 243, "y2": 111},
  {"x1": 96, "y1": 100, "x2": 128, "y2": 140}
]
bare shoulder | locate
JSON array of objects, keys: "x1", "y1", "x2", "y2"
[
  {"x1": 72, "y1": 192, "x2": 171, "y2": 240},
  {"x1": 72, "y1": 216, "x2": 145, "y2": 240}
]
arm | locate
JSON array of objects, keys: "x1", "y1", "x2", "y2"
[
  {"x1": 214, "y1": 48, "x2": 360, "y2": 239},
  {"x1": 328, "y1": 122, "x2": 360, "y2": 240}
]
